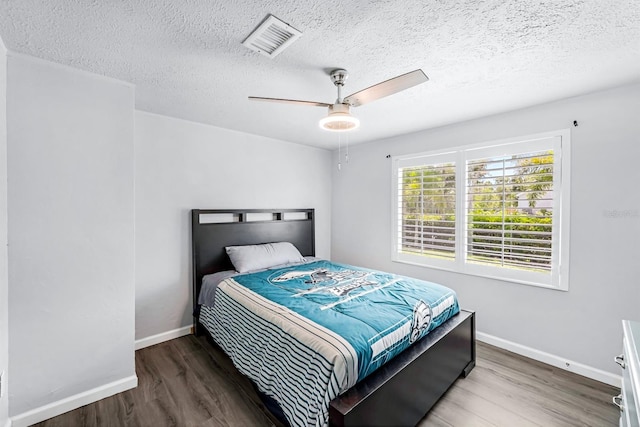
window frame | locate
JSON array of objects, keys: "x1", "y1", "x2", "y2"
[{"x1": 391, "y1": 129, "x2": 571, "y2": 291}]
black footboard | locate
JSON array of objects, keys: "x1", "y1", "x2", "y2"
[{"x1": 329, "y1": 310, "x2": 476, "y2": 427}]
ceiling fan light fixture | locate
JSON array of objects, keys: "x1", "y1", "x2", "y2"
[{"x1": 319, "y1": 104, "x2": 360, "y2": 132}]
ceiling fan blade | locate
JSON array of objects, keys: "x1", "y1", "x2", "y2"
[
  {"x1": 343, "y1": 69, "x2": 429, "y2": 107},
  {"x1": 248, "y1": 96, "x2": 331, "y2": 108}
]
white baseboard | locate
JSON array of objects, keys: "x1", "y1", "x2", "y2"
[
  {"x1": 10, "y1": 375, "x2": 137, "y2": 427},
  {"x1": 135, "y1": 325, "x2": 192, "y2": 350},
  {"x1": 4, "y1": 418, "x2": 11, "y2": 427},
  {"x1": 477, "y1": 331, "x2": 621, "y2": 388}
]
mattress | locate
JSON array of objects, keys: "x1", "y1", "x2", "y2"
[{"x1": 199, "y1": 259, "x2": 459, "y2": 427}]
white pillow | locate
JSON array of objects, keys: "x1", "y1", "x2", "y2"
[{"x1": 225, "y1": 242, "x2": 305, "y2": 273}]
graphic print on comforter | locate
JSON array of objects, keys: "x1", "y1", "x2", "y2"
[{"x1": 232, "y1": 260, "x2": 459, "y2": 380}]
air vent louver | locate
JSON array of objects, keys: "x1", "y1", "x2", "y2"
[{"x1": 242, "y1": 15, "x2": 302, "y2": 58}]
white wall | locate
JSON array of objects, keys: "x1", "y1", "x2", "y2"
[
  {"x1": 332, "y1": 83, "x2": 640, "y2": 378},
  {"x1": 7, "y1": 54, "x2": 136, "y2": 419},
  {"x1": 0, "y1": 37, "x2": 9, "y2": 427},
  {"x1": 134, "y1": 111, "x2": 332, "y2": 341}
]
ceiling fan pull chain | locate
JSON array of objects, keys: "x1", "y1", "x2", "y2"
[
  {"x1": 345, "y1": 133, "x2": 349, "y2": 164},
  {"x1": 337, "y1": 133, "x2": 342, "y2": 171}
]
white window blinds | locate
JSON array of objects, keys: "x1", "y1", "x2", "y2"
[
  {"x1": 398, "y1": 162, "x2": 456, "y2": 260},
  {"x1": 465, "y1": 149, "x2": 554, "y2": 272},
  {"x1": 392, "y1": 131, "x2": 570, "y2": 290}
]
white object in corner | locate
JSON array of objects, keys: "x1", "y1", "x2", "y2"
[
  {"x1": 477, "y1": 331, "x2": 621, "y2": 388},
  {"x1": 135, "y1": 325, "x2": 192, "y2": 350},
  {"x1": 617, "y1": 320, "x2": 640, "y2": 427},
  {"x1": 10, "y1": 375, "x2": 137, "y2": 427}
]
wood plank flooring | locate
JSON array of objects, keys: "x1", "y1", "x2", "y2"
[{"x1": 34, "y1": 336, "x2": 620, "y2": 427}]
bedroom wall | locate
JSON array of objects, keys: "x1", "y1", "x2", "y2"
[
  {"x1": 134, "y1": 111, "x2": 332, "y2": 343},
  {"x1": 331, "y1": 83, "x2": 640, "y2": 380},
  {"x1": 0, "y1": 37, "x2": 8, "y2": 427},
  {"x1": 6, "y1": 54, "x2": 136, "y2": 421}
]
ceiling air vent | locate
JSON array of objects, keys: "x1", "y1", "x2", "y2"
[{"x1": 242, "y1": 14, "x2": 302, "y2": 58}]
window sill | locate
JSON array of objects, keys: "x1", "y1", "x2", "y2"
[{"x1": 391, "y1": 258, "x2": 569, "y2": 292}]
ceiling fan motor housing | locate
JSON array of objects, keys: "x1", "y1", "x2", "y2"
[{"x1": 329, "y1": 103, "x2": 350, "y2": 114}]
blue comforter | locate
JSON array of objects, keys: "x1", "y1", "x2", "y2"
[{"x1": 232, "y1": 260, "x2": 459, "y2": 381}]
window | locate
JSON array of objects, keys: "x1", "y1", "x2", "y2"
[{"x1": 392, "y1": 130, "x2": 570, "y2": 290}]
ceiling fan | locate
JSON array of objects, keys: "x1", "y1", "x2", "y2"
[{"x1": 249, "y1": 68, "x2": 429, "y2": 132}]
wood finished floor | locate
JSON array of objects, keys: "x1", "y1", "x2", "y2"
[{"x1": 34, "y1": 336, "x2": 620, "y2": 427}]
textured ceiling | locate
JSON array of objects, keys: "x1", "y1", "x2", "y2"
[{"x1": 0, "y1": 0, "x2": 639, "y2": 149}]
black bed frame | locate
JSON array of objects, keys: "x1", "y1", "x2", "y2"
[{"x1": 191, "y1": 208, "x2": 476, "y2": 426}]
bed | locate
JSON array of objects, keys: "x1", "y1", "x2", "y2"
[{"x1": 192, "y1": 208, "x2": 475, "y2": 427}]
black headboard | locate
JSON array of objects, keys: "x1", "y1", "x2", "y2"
[{"x1": 191, "y1": 209, "x2": 315, "y2": 333}]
